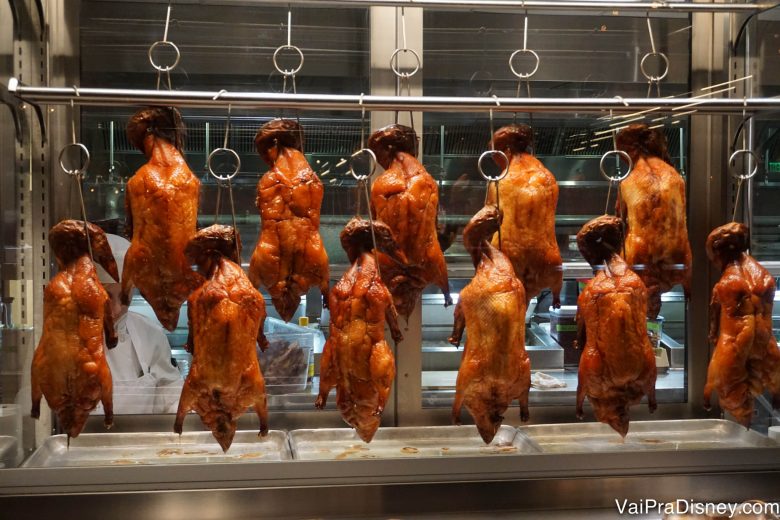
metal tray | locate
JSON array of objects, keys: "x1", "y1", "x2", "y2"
[
  {"x1": 518, "y1": 419, "x2": 779, "y2": 453},
  {"x1": 288, "y1": 425, "x2": 540, "y2": 460},
  {"x1": 22, "y1": 430, "x2": 290, "y2": 467},
  {"x1": 0, "y1": 436, "x2": 19, "y2": 468}
]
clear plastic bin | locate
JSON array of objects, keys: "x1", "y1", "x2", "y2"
[{"x1": 258, "y1": 331, "x2": 314, "y2": 394}]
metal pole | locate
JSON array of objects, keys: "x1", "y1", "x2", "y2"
[
  {"x1": 9, "y1": 79, "x2": 780, "y2": 114},
  {"x1": 208, "y1": 0, "x2": 770, "y2": 14}
]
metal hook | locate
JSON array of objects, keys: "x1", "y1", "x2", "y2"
[
  {"x1": 149, "y1": 2, "x2": 179, "y2": 90},
  {"x1": 273, "y1": 8, "x2": 304, "y2": 77}
]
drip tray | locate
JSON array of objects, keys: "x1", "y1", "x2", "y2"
[
  {"x1": 518, "y1": 419, "x2": 779, "y2": 453},
  {"x1": 23, "y1": 430, "x2": 290, "y2": 467},
  {"x1": 288, "y1": 425, "x2": 540, "y2": 460}
]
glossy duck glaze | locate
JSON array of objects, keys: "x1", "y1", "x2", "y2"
[
  {"x1": 122, "y1": 107, "x2": 203, "y2": 331},
  {"x1": 488, "y1": 124, "x2": 562, "y2": 307},
  {"x1": 704, "y1": 222, "x2": 780, "y2": 427},
  {"x1": 31, "y1": 220, "x2": 119, "y2": 439},
  {"x1": 249, "y1": 119, "x2": 329, "y2": 322},
  {"x1": 450, "y1": 205, "x2": 531, "y2": 444},
  {"x1": 175, "y1": 226, "x2": 269, "y2": 452},
  {"x1": 369, "y1": 124, "x2": 451, "y2": 320},
  {"x1": 315, "y1": 219, "x2": 403, "y2": 443},
  {"x1": 616, "y1": 123, "x2": 692, "y2": 318},
  {"x1": 575, "y1": 216, "x2": 657, "y2": 437}
]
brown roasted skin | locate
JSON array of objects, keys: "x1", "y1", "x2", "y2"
[
  {"x1": 704, "y1": 223, "x2": 780, "y2": 427},
  {"x1": 122, "y1": 107, "x2": 203, "y2": 331},
  {"x1": 369, "y1": 124, "x2": 451, "y2": 320},
  {"x1": 175, "y1": 225, "x2": 269, "y2": 452},
  {"x1": 315, "y1": 219, "x2": 404, "y2": 443},
  {"x1": 575, "y1": 216, "x2": 657, "y2": 437},
  {"x1": 488, "y1": 125, "x2": 562, "y2": 307},
  {"x1": 616, "y1": 123, "x2": 692, "y2": 319},
  {"x1": 31, "y1": 220, "x2": 119, "y2": 439},
  {"x1": 249, "y1": 119, "x2": 329, "y2": 322},
  {"x1": 449, "y1": 205, "x2": 531, "y2": 444}
]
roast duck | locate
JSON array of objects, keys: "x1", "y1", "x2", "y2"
[
  {"x1": 488, "y1": 125, "x2": 563, "y2": 307},
  {"x1": 616, "y1": 123, "x2": 692, "y2": 318},
  {"x1": 249, "y1": 119, "x2": 329, "y2": 322},
  {"x1": 704, "y1": 223, "x2": 780, "y2": 427},
  {"x1": 175, "y1": 225, "x2": 269, "y2": 452},
  {"x1": 31, "y1": 220, "x2": 119, "y2": 438},
  {"x1": 449, "y1": 205, "x2": 531, "y2": 443},
  {"x1": 122, "y1": 106, "x2": 203, "y2": 331},
  {"x1": 369, "y1": 124, "x2": 451, "y2": 320},
  {"x1": 575, "y1": 215, "x2": 657, "y2": 437},
  {"x1": 316, "y1": 218, "x2": 404, "y2": 443}
]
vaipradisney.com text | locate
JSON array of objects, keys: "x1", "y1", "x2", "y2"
[{"x1": 616, "y1": 498, "x2": 780, "y2": 518}]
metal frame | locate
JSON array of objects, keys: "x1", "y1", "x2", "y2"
[
  {"x1": 2, "y1": 1, "x2": 780, "y2": 515},
  {"x1": 10, "y1": 81, "x2": 780, "y2": 114},
  {"x1": 97, "y1": 0, "x2": 775, "y2": 14}
]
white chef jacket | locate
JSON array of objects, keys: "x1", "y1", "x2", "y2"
[{"x1": 103, "y1": 311, "x2": 183, "y2": 414}]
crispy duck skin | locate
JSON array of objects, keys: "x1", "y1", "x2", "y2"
[
  {"x1": 31, "y1": 220, "x2": 119, "y2": 439},
  {"x1": 315, "y1": 219, "x2": 404, "y2": 443},
  {"x1": 249, "y1": 119, "x2": 329, "y2": 322},
  {"x1": 449, "y1": 205, "x2": 531, "y2": 444},
  {"x1": 616, "y1": 123, "x2": 692, "y2": 319},
  {"x1": 122, "y1": 107, "x2": 204, "y2": 331},
  {"x1": 575, "y1": 216, "x2": 657, "y2": 437},
  {"x1": 175, "y1": 226, "x2": 269, "y2": 452},
  {"x1": 488, "y1": 125, "x2": 562, "y2": 307},
  {"x1": 704, "y1": 223, "x2": 780, "y2": 427},
  {"x1": 369, "y1": 124, "x2": 451, "y2": 320}
]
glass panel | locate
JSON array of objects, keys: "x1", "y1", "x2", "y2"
[
  {"x1": 78, "y1": 1, "x2": 370, "y2": 416},
  {"x1": 421, "y1": 10, "x2": 691, "y2": 409}
]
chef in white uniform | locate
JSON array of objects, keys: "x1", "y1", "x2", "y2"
[{"x1": 97, "y1": 234, "x2": 183, "y2": 414}]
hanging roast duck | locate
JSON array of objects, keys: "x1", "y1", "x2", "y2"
[
  {"x1": 449, "y1": 205, "x2": 531, "y2": 444},
  {"x1": 575, "y1": 215, "x2": 657, "y2": 437},
  {"x1": 122, "y1": 106, "x2": 203, "y2": 331},
  {"x1": 316, "y1": 218, "x2": 404, "y2": 443},
  {"x1": 616, "y1": 123, "x2": 692, "y2": 318},
  {"x1": 249, "y1": 119, "x2": 330, "y2": 322},
  {"x1": 704, "y1": 222, "x2": 780, "y2": 427},
  {"x1": 368, "y1": 124, "x2": 451, "y2": 320},
  {"x1": 31, "y1": 220, "x2": 119, "y2": 439},
  {"x1": 175, "y1": 225, "x2": 269, "y2": 452}
]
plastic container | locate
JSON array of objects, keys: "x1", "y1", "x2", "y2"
[
  {"x1": 258, "y1": 332, "x2": 313, "y2": 394},
  {"x1": 549, "y1": 305, "x2": 579, "y2": 367}
]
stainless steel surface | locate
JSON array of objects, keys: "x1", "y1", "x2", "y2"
[
  {"x1": 0, "y1": 437, "x2": 19, "y2": 469},
  {"x1": 289, "y1": 425, "x2": 536, "y2": 460},
  {"x1": 12, "y1": 81, "x2": 780, "y2": 114},
  {"x1": 422, "y1": 368, "x2": 685, "y2": 407},
  {"x1": 98, "y1": 0, "x2": 772, "y2": 13},
  {"x1": 22, "y1": 430, "x2": 290, "y2": 468},
  {"x1": 519, "y1": 419, "x2": 779, "y2": 453}
]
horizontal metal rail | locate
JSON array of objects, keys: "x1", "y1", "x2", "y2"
[
  {"x1": 8, "y1": 79, "x2": 780, "y2": 114},
  {"x1": 113, "y1": 0, "x2": 773, "y2": 14}
]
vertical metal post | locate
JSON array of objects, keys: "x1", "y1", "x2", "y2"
[
  {"x1": 369, "y1": 5, "x2": 425, "y2": 426},
  {"x1": 687, "y1": 10, "x2": 730, "y2": 418}
]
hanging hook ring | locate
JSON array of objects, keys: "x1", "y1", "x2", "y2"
[
  {"x1": 509, "y1": 48, "x2": 540, "y2": 80},
  {"x1": 599, "y1": 150, "x2": 633, "y2": 182},
  {"x1": 349, "y1": 148, "x2": 377, "y2": 182},
  {"x1": 207, "y1": 147, "x2": 241, "y2": 181},
  {"x1": 390, "y1": 48, "x2": 421, "y2": 79},
  {"x1": 478, "y1": 150, "x2": 509, "y2": 182},
  {"x1": 640, "y1": 52, "x2": 669, "y2": 83},
  {"x1": 728, "y1": 149, "x2": 760, "y2": 180},
  {"x1": 59, "y1": 143, "x2": 91, "y2": 178},
  {"x1": 273, "y1": 44, "x2": 304, "y2": 77},
  {"x1": 148, "y1": 40, "x2": 181, "y2": 72}
]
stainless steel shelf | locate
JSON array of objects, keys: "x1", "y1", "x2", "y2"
[{"x1": 8, "y1": 78, "x2": 780, "y2": 115}]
